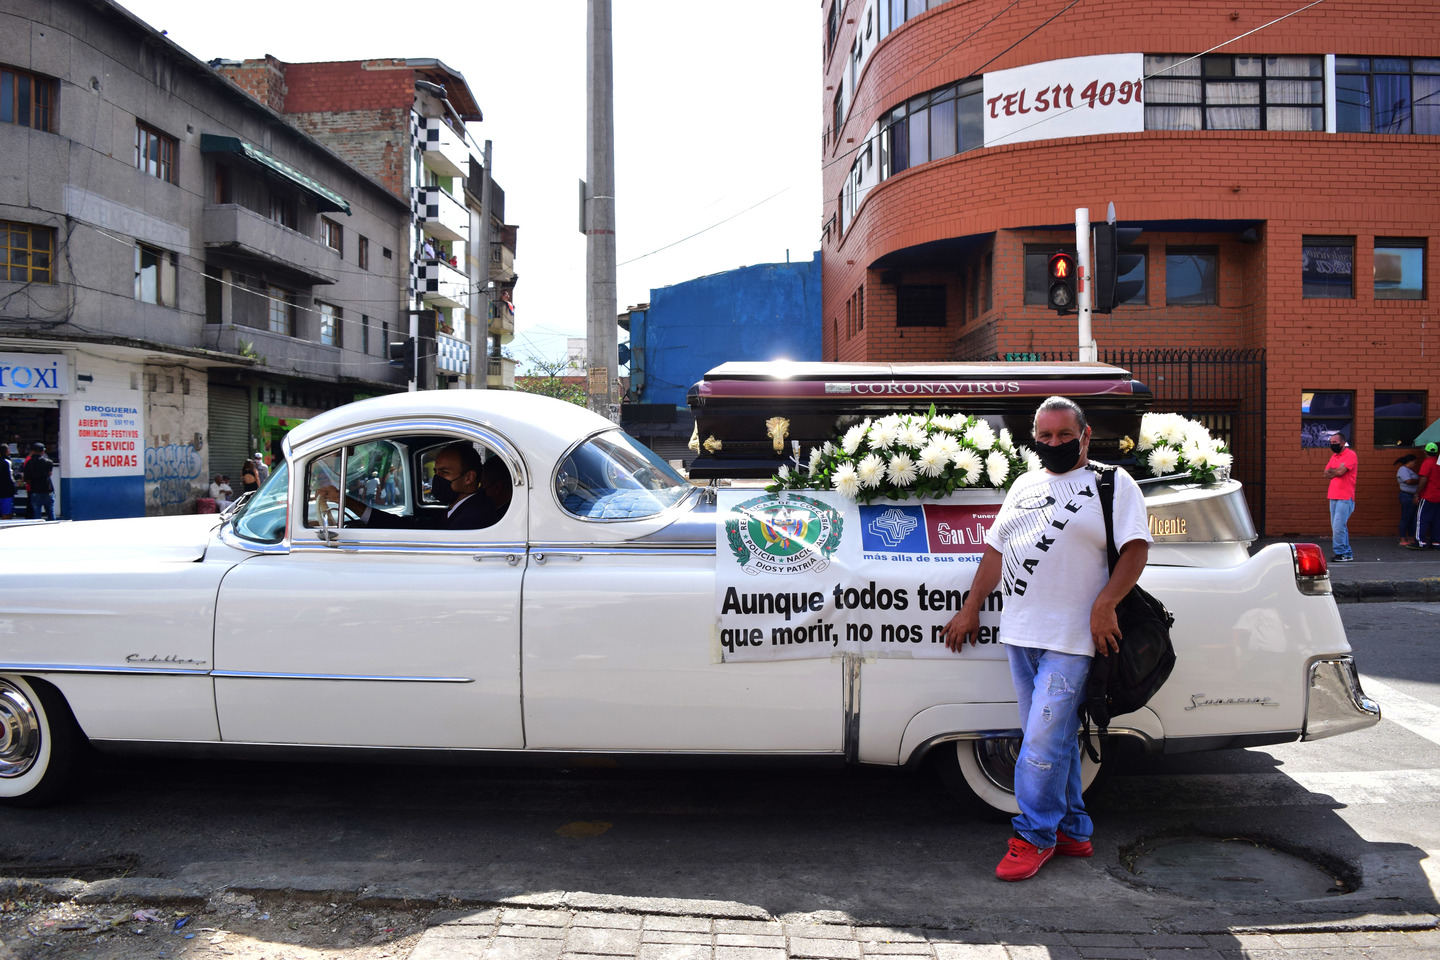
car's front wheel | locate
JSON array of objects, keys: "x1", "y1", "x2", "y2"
[
  {"x1": 0, "y1": 676, "x2": 87, "y2": 806},
  {"x1": 934, "y1": 736, "x2": 1106, "y2": 816}
]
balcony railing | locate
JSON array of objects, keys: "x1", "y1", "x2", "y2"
[
  {"x1": 416, "y1": 258, "x2": 469, "y2": 310},
  {"x1": 415, "y1": 114, "x2": 472, "y2": 179},
  {"x1": 416, "y1": 185, "x2": 468, "y2": 242},
  {"x1": 202, "y1": 203, "x2": 338, "y2": 285},
  {"x1": 436, "y1": 333, "x2": 471, "y2": 376},
  {"x1": 487, "y1": 356, "x2": 516, "y2": 389}
]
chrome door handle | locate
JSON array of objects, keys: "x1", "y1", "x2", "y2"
[
  {"x1": 533, "y1": 552, "x2": 584, "y2": 565},
  {"x1": 473, "y1": 554, "x2": 521, "y2": 565}
]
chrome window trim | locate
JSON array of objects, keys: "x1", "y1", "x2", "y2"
[
  {"x1": 1, "y1": 663, "x2": 211, "y2": 677},
  {"x1": 210, "y1": 671, "x2": 474, "y2": 683},
  {"x1": 217, "y1": 523, "x2": 291, "y2": 555},
  {"x1": 550, "y1": 427, "x2": 698, "y2": 523},
  {"x1": 526, "y1": 542, "x2": 715, "y2": 557},
  {"x1": 289, "y1": 540, "x2": 527, "y2": 557}
]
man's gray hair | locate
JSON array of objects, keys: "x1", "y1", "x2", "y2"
[{"x1": 1033, "y1": 396, "x2": 1087, "y2": 433}]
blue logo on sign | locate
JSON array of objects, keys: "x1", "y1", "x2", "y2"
[{"x1": 859, "y1": 505, "x2": 927, "y2": 553}]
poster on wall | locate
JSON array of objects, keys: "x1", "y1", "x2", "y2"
[
  {"x1": 64, "y1": 395, "x2": 146, "y2": 520},
  {"x1": 714, "y1": 489, "x2": 1008, "y2": 663},
  {"x1": 0, "y1": 352, "x2": 69, "y2": 397},
  {"x1": 983, "y1": 53, "x2": 1145, "y2": 148}
]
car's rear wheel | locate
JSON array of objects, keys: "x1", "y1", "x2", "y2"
[
  {"x1": 0, "y1": 677, "x2": 87, "y2": 806},
  {"x1": 934, "y1": 736, "x2": 1106, "y2": 816}
]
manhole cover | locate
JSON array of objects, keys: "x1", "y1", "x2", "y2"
[{"x1": 1123, "y1": 837, "x2": 1351, "y2": 901}]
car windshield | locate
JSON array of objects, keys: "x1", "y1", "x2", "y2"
[
  {"x1": 230, "y1": 461, "x2": 290, "y2": 543},
  {"x1": 555, "y1": 431, "x2": 693, "y2": 520}
]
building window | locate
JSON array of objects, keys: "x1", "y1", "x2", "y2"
[
  {"x1": 134, "y1": 244, "x2": 177, "y2": 306},
  {"x1": 1374, "y1": 391, "x2": 1426, "y2": 448},
  {"x1": 1165, "y1": 246, "x2": 1218, "y2": 305},
  {"x1": 857, "y1": 286, "x2": 865, "y2": 330},
  {"x1": 981, "y1": 253, "x2": 993, "y2": 313},
  {"x1": 1024, "y1": 246, "x2": 1077, "y2": 305},
  {"x1": 214, "y1": 165, "x2": 231, "y2": 203},
  {"x1": 267, "y1": 285, "x2": 295, "y2": 336},
  {"x1": 1375, "y1": 238, "x2": 1425, "y2": 300},
  {"x1": 1336, "y1": 57, "x2": 1440, "y2": 135},
  {"x1": 318, "y1": 301, "x2": 341, "y2": 346},
  {"x1": 832, "y1": 89, "x2": 844, "y2": 144},
  {"x1": 2, "y1": 220, "x2": 54, "y2": 283},
  {"x1": 2, "y1": 66, "x2": 54, "y2": 131},
  {"x1": 826, "y1": 2, "x2": 840, "y2": 58},
  {"x1": 320, "y1": 217, "x2": 343, "y2": 254},
  {"x1": 881, "y1": 78, "x2": 984, "y2": 179},
  {"x1": 134, "y1": 121, "x2": 177, "y2": 184},
  {"x1": 358, "y1": 236, "x2": 370, "y2": 271},
  {"x1": 896, "y1": 285, "x2": 946, "y2": 327},
  {"x1": 1301, "y1": 391, "x2": 1353, "y2": 447},
  {"x1": 1144, "y1": 55, "x2": 1323, "y2": 131},
  {"x1": 1302, "y1": 237, "x2": 1354, "y2": 299},
  {"x1": 362, "y1": 314, "x2": 371, "y2": 354},
  {"x1": 269, "y1": 194, "x2": 296, "y2": 230}
]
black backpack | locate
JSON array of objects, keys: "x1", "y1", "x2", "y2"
[{"x1": 1081, "y1": 465, "x2": 1176, "y2": 763}]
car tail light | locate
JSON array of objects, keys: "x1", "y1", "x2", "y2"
[{"x1": 1292, "y1": 542, "x2": 1331, "y2": 595}]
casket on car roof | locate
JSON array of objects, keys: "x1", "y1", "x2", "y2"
[{"x1": 685, "y1": 361, "x2": 1153, "y2": 479}]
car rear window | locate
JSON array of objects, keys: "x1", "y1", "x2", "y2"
[{"x1": 555, "y1": 431, "x2": 692, "y2": 521}]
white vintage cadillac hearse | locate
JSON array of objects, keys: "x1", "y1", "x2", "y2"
[{"x1": 0, "y1": 363, "x2": 1379, "y2": 809}]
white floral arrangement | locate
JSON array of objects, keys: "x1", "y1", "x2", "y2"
[
  {"x1": 1132, "y1": 412, "x2": 1232, "y2": 483},
  {"x1": 765, "y1": 407, "x2": 1035, "y2": 503}
]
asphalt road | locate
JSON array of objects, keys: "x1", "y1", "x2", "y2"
[{"x1": 1, "y1": 603, "x2": 1437, "y2": 937}]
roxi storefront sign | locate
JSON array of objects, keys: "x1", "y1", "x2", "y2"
[{"x1": 0, "y1": 353, "x2": 69, "y2": 396}]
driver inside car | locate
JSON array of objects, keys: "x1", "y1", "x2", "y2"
[{"x1": 317, "y1": 442, "x2": 497, "y2": 531}]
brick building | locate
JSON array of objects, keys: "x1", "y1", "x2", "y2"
[
  {"x1": 821, "y1": 0, "x2": 1439, "y2": 536},
  {"x1": 214, "y1": 57, "x2": 521, "y2": 393}
]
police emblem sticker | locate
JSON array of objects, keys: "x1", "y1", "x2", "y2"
[{"x1": 725, "y1": 493, "x2": 843, "y2": 576}]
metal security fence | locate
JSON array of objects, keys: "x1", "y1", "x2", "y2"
[{"x1": 984, "y1": 348, "x2": 1268, "y2": 529}]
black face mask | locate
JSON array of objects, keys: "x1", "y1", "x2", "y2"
[
  {"x1": 1034, "y1": 438, "x2": 1083, "y2": 474},
  {"x1": 1330, "y1": 442, "x2": 1344, "y2": 453},
  {"x1": 430, "y1": 476, "x2": 458, "y2": 504}
]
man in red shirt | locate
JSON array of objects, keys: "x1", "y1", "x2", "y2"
[
  {"x1": 1323, "y1": 432, "x2": 1358, "y2": 562},
  {"x1": 1412, "y1": 442, "x2": 1440, "y2": 550}
]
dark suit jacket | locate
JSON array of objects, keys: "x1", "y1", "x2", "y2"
[{"x1": 364, "y1": 493, "x2": 497, "y2": 531}]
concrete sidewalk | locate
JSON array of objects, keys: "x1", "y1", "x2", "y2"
[{"x1": 1253, "y1": 535, "x2": 1440, "y2": 603}]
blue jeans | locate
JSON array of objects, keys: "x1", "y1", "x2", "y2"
[
  {"x1": 28, "y1": 492, "x2": 54, "y2": 521},
  {"x1": 1007, "y1": 645, "x2": 1093, "y2": 849},
  {"x1": 1400, "y1": 491, "x2": 1419, "y2": 539},
  {"x1": 1329, "y1": 498, "x2": 1354, "y2": 557}
]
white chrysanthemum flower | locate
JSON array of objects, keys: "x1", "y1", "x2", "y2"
[
  {"x1": 1136, "y1": 428, "x2": 1159, "y2": 452},
  {"x1": 1157, "y1": 415, "x2": 1188, "y2": 445},
  {"x1": 833, "y1": 463, "x2": 860, "y2": 499},
  {"x1": 1023, "y1": 449, "x2": 1043, "y2": 473},
  {"x1": 896, "y1": 423, "x2": 927, "y2": 450},
  {"x1": 807, "y1": 447, "x2": 824, "y2": 477},
  {"x1": 1210, "y1": 449, "x2": 1233, "y2": 469},
  {"x1": 998, "y1": 428, "x2": 1014, "y2": 451},
  {"x1": 1148, "y1": 447, "x2": 1182, "y2": 475},
  {"x1": 952, "y1": 449, "x2": 983, "y2": 486},
  {"x1": 842, "y1": 424, "x2": 867, "y2": 456},
  {"x1": 887, "y1": 452, "x2": 918, "y2": 487},
  {"x1": 857, "y1": 452, "x2": 887, "y2": 488},
  {"x1": 822, "y1": 440, "x2": 835, "y2": 457},
  {"x1": 929, "y1": 414, "x2": 956, "y2": 432},
  {"x1": 932, "y1": 433, "x2": 962, "y2": 462},
  {"x1": 965, "y1": 420, "x2": 997, "y2": 451},
  {"x1": 1182, "y1": 442, "x2": 1208, "y2": 468},
  {"x1": 985, "y1": 450, "x2": 1009, "y2": 487},
  {"x1": 869, "y1": 422, "x2": 899, "y2": 450},
  {"x1": 778, "y1": 464, "x2": 791, "y2": 481},
  {"x1": 878, "y1": 413, "x2": 903, "y2": 429},
  {"x1": 917, "y1": 442, "x2": 949, "y2": 478}
]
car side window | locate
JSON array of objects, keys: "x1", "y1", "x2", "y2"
[{"x1": 302, "y1": 439, "x2": 407, "y2": 528}]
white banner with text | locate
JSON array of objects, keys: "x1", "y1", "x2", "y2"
[{"x1": 983, "y1": 54, "x2": 1144, "y2": 147}]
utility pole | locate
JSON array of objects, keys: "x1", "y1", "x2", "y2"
[
  {"x1": 1075, "y1": 207, "x2": 1097, "y2": 362},
  {"x1": 472, "y1": 139, "x2": 493, "y2": 390},
  {"x1": 585, "y1": 0, "x2": 619, "y2": 421}
]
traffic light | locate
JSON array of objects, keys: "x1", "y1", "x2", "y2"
[
  {"x1": 1092, "y1": 222, "x2": 1144, "y2": 313},
  {"x1": 388, "y1": 337, "x2": 416, "y2": 373},
  {"x1": 1047, "y1": 251, "x2": 1077, "y2": 314}
]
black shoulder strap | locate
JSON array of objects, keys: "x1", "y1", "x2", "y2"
[{"x1": 1089, "y1": 463, "x2": 1119, "y2": 574}]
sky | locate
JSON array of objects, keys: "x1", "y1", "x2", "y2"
[{"x1": 117, "y1": 0, "x2": 824, "y2": 366}]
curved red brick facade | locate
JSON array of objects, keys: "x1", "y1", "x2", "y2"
[{"x1": 821, "y1": 0, "x2": 1440, "y2": 537}]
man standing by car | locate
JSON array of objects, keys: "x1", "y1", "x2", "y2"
[
  {"x1": 1323, "y1": 432, "x2": 1358, "y2": 562},
  {"x1": 942, "y1": 397, "x2": 1151, "y2": 881},
  {"x1": 22, "y1": 443, "x2": 54, "y2": 521}
]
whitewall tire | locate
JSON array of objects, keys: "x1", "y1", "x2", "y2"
[{"x1": 0, "y1": 676, "x2": 86, "y2": 806}]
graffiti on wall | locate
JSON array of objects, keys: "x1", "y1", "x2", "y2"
[{"x1": 145, "y1": 443, "x2": 202, "y2": 506}]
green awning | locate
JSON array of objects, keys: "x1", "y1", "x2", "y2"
[{"x1": 201, "y1": 134, "x2": 351, "y2": 215}]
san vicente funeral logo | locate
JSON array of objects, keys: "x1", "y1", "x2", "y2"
[{"x1": 725, "y1": 492, "x2": 843, "y2": 576}]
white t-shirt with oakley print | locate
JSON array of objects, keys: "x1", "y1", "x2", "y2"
[{"x1": 984, "y1": 465, "x2": 1152, "y2": 657}]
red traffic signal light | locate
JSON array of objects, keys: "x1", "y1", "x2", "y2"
[{"x1": 1047, "y1": 252, "x2": 1077, "y2": 313}]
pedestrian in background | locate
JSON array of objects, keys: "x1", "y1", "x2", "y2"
[
  {"x1": 1396, "y1": 453, "x2": 1421, "y2": 547},
  {"x1": 22, "y1": 443, "x2": 54, "y2": 521},
  {"x1": 240, "y1": 460, "x2": 260, "y2": 495},
  {"x1": 253, "y1": 451, "x2": 269, "y2": 484},
  {"x1": 1323, "y1": 432, "x2": 1358, "y2": 562},
  {"x1": 0, "y1": 455, "x2": 15, "y2": 519},
  {"x1": 1413, "y1": 442, "x2": 1440, "y2": 550}
]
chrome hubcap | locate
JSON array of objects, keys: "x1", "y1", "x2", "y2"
[
  {"x1": 971, "y1": 738, "x2": 1020, "y2": 793},
  {"x1": 0, "y1": 681, "x2": 40, "y2": 779}
]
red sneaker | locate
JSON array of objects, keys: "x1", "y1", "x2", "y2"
[
  {"x1": 1055, "y1": 831, "x2": 1093, "y2": 858},
  {"x1": 995, "y1": 836, "x2": 1055, "y2": 881}
]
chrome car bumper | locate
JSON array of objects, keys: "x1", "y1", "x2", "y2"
[{"x1": 1301, "y1": 657, "x2": 1381, "y2": 741}]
